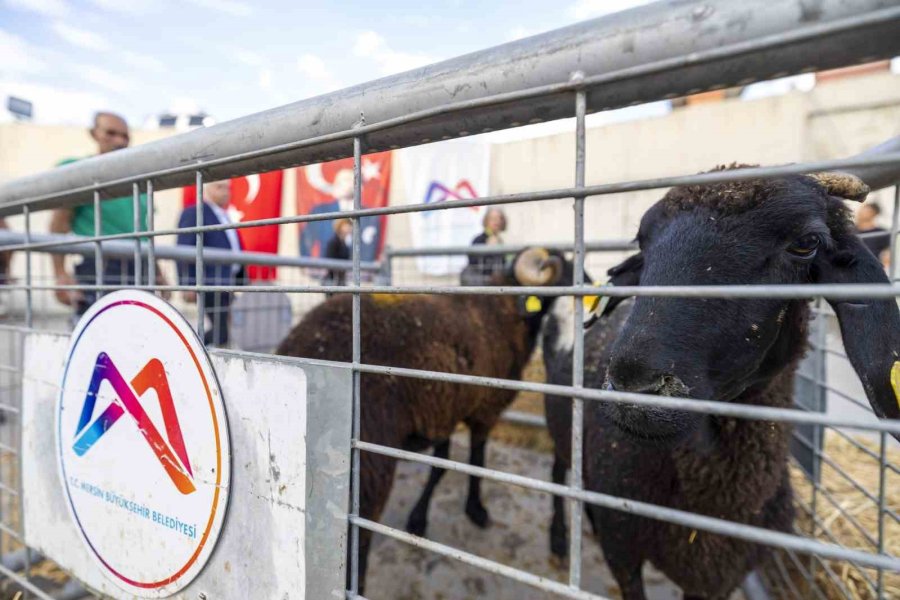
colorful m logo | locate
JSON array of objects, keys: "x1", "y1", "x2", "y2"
[{"x1": 73, "y1": 352, "x2": 196, "y2": 495}]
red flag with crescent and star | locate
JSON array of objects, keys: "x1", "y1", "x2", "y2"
[
  {"x1": 181, "y1": 171, "x2": 284, "y2": 280},
  {"x1": 295, "y1": 151, "x2": 392, "y2": 262}
]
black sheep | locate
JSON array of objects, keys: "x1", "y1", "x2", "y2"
[
  {"x1": 543, "y1": 170, "x2": 900, "y2": 599},
  {"x1": 276, "y1": 247, "x2": 567, "y2": 593}
]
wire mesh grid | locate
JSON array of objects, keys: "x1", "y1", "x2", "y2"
[{"x1": 0, "y1": 4, "x2": 899, "y2": 600}]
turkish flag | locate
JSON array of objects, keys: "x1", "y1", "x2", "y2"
[
  {"x1": 295, "y1": 151, "x2": 391, "y2": 262},
  {"x1": 181, "y1": 171, "x2": 284, "y2": 280}
]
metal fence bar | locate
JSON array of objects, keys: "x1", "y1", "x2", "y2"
[
  {"x1": 0, "y1": 230, "x2": 383, "y2": 272},
  {"x1": 792, "y1": 494, "x2": 857, "y2": 598},
  {"x1": 386, "y1": 240, "x2": 637, "y2": 257},
  {"x1": 890, "y1": 185, "x2": 899, "y2": 282},
  {"x1": 567, "y1": 79, "x2": 587, "y2": 590},
  {"x1": 795, "y1": 372, "x2": 874, "y2": 414},
  {"x1": 195, "y1": 171, "x2": 204, "y2": 338},
  {"x1": 349, "y1": 361, "x2": 900, "y2": 435},
  {"x1": 351, "y1": 516, "x2": 608, "y2": 600},
  {"x1": 23, "y1": 206, "x2": 32, "y2": 329},
  {"x1": 13, "y1": 281, "x2": 900, "y2": 303},
  {"x1": 784, "y1": 548, "x2": 828, "y2": 600},
  {"x1": 877, "y1": 431, "x2": 888, "y2": 599},
  {"x1": 348, "y1": 129, "x2": 364, "y2": 597},
  {"x1": 93, "y1": 191, "x2": 102, "y2": 303},
  {"x1": 132, "y1": 182, "x2": 141, "y2": 287},
  {"x1": 1, "y1": 2, "x2": 897, "y2": 213},
  {"x1": 811, "y1": 423, "x2": 900, "y2": 475},
  {"x1": 0, "y1": 563, "x2": 57, "y2": 600},
  {"x1": 353, "y1": 440, "x2": 900, "y2": 571},
  {"x1": 772, "y1": 552, "x2": 805, "y2": 600},
  {"x1": 147, "y1": 180, "x2": 155, "y2": 287},
  {"x1": 4, "y1": 151, "x2": 900, "y2": 254},
  {"x1": 809, "y1": 302, "x2": 826, "y2": 575},
  {"x1": 792, "y1": 432, "x2": 898, "y2": 523}
]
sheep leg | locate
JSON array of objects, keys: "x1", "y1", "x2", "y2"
[
  {"x1": 405, "y1": 440, "x2": 451, "y2": 537},
  {"x1": 549, "y1": 454, "x2": 568, "y2": 559},
  {"x1": 608, "y1": 558, "x2": 647, "y2": 600},
  {"x1": 464, "y1": 426, "x2": 490, "y2": 528}
]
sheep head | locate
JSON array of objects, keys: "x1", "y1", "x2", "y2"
[{"x1": 597, "y1": 168, "x2": 900, "y2": 445}]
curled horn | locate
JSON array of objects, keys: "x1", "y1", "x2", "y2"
[
  {"x1": 514, "y1": 247, "x2": 563, "y2": 286},
  {"x1": 809, "y1": 171, "x2": 870, "y2": 202}
]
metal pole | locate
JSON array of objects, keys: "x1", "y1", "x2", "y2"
[
  {"x1": 349, "y1": 124, "x2": 364, "y2": 596},
  {"x1": 147, "y1": 180, "x2": 156, "y2": 288},
  {"x1": 93, "y1": 191, "x2": 102, "y2": 301},
  {"x1": 879, "y1": 185, "x2": 899, "y2": 598},
  {"x1": 23, "y1": 206, "x2": 31, "y2": 329},
  {"x1": 382, "y1": 246, "x2": 393, "y2": 286},
  {"x1": 569, "y1": 75, "x2": 586, "y2": 589},
  {"x1": 808, "y1": 297, "x2": 826, "y2": 581},
  {"x1": 132, "y1": 182, "x2": 141, "y2": 288},
  {"x1": 890, "y1": 185, "x2": 899, "y2": 282},
  {"x1": 195, "y1": 172, "x2": 205, "y2": 339}
]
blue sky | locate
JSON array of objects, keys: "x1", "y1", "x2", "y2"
[{"x1": 0, "y1": 0, "x2": 653, "y2": 127}]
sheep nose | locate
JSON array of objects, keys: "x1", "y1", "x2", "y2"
[{"x1": 605, "y1": 368, "x2": 668, "y2": 396}]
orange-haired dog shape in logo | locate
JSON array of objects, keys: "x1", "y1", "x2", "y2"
[{"x1": 73, "y1": 352, "x2": 195, "y2": 495}]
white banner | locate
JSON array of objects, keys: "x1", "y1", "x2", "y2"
[{"x1": 400, "y1": 138, "x2": 490, "y2": 276}]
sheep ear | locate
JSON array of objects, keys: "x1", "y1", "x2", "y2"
[
  {"x1": 816, "y1": 225, "x2": 900, "y2": 439},
  {"x1": 808, "y1": 172, "x2": 870, "y2": 202},
  {"x1": 584, "y1": 252, "x2": 643, "y2": 328}
]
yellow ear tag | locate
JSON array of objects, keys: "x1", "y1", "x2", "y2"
[
  {"x1": 582, "y1": 281, "x2": 614, "y2": 326},
  {"x1": 891, "y1": 361, "x2": 900, "y2": 411},
  {"x1": 525, "y1": 296, "x2": 543, "y2": 313}
]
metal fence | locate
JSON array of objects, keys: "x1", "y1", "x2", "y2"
[{"x1": 1, "y1": 0, "x2": 900, "y2": 598}]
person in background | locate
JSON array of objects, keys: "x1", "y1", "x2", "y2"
[
  {"x1": 176, "y1": 179, "x2": 243, "y2": 346},
  {"x1": 323, "y1": 218, "x2": 352, "y2": 288},
  {"x1": 855, "y1": 202, "x2": 891, "y2": 269},
  {"x1": 464, "y1": 207, "x2": 508, "y2": 284},
  {"x1": 299, "y1": 168, "x2": 382, "y2": 262},
  {"x1": 49, "y1": 111, "x2": 167, "y2": 317}
]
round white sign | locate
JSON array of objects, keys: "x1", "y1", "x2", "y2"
[{"x1": 57, "y1": 290, "x2": 230, "y2": 597}]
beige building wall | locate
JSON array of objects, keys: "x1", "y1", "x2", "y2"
[
  {"x1": 1, "y1": 70, "x2": 898, "y2": 314},
  {"x1": 483, "y1": 71, "x2": 899, "y2": 277}
]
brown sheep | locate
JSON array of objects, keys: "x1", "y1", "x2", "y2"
[{"x1": 276, "y1": 247, "x2": 568, "y2": 593}]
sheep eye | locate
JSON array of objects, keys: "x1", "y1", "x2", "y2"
[{"x1": 787, "y1": 234, "x2": 820, "y2": 258}]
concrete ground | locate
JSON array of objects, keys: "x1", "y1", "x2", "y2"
[{"x1": 365, "y1": 433, "x2": 745, "y2": 600}]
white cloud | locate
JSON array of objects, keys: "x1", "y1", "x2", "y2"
[
  {"x1": 568, "y1": 0, "x2": 653, "y2": 20},
  {"x1": 296, "y1": 54, "x2": 329, "y2": 82},
  {"x1": 232, "y1": 48, "x2": 265, "y2": 67},
  {"x1": 0, "y1": 29, "x2": 47, "y2": 74},
  {"x1": 122, "y1": 50, "x2": 165, "y2": 73},
  {"x1": 353, "y1": 31, "x2": 434, "y2": 76},
  {"x1": 81, "y1": 65, "x2": 136, "y2": 93},
  {"x1": 184, "y1": 0, "x2": 252, "y2": 17},
  {"x1": 4, "y1": 0, "x2": 69, "y2": 18},
  {"x1": 52, "y1": 22, "x2": 110, "y2": 51},
  {"x1": 0, "y1": 79, "x2": 110, "y2": 125},
  {"x1": 297, "y1": 53, "x2": 342, "y2": 94}
]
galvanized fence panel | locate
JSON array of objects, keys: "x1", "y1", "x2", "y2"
[{"x1": 0, "y1": 1, "x2": 899, "y2": 598}]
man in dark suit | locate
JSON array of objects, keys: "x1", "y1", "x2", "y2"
[{"x1": 176, "y1": 180, "x2": 243, "y2": 346}]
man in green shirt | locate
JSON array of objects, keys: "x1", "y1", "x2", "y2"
[{"x1": 49, "y1": 112, "x2": 167, "y2": 315}]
